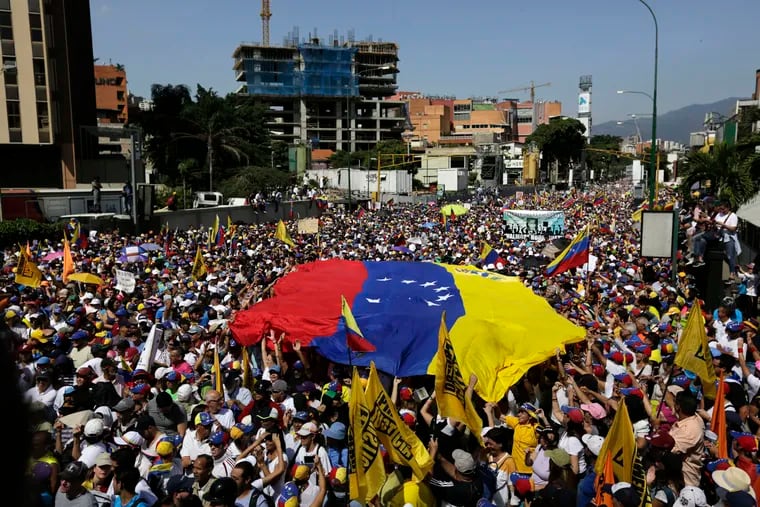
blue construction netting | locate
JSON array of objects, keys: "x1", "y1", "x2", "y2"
[{"x1": 300, "y1": 45, "x2": 358, "y2": 97}]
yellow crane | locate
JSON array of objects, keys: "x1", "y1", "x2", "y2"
[
  {"x1": 498, "y1": 81, "x2": 551, "y2": 103},
  {"x1": 261, "y1": 0, "x2": 271, "y2": 46}
]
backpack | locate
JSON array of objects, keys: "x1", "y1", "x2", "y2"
[
  {"x1": 476, "y1": 462, "x2": 509, "y2": 502},
  {"x1": 249, "y1": 487, "x2": 275, "y2": 507}
]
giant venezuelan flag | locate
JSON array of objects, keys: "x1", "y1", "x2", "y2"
[{"x1": 231, "y1": 259, "x2": 585, "y2": 402}]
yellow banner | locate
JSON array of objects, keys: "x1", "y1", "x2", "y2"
[
  {"x1": 276, "y1": 219, "x2": 295, "y2": 248},
  {"x1": 15, "y1": 249, "x2": 42, "y2": 287},
  {"x1": 433, "y1": 312, "x2": 483, "y2": 445},
  {"x1": 191, "y1": 247, "x2": 207, "y2": 281},
  {"x1": 364, "y1": 362, "x2": 433, "y2": 480},
  {"x1": 595, "y1": 395, "x2": 636, "y2": 482},
  {"x1": 348, "y1": 367, "x2": 386, "y2": 502},
  {"x1": 674, "y1": 301, "x2": 716, "y2": 399}
]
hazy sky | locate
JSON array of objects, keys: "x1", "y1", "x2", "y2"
[{"x1": 90, "y1": 0, "x2": 759, "y2": 125}]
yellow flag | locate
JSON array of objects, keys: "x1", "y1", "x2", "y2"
[
  {"x1": 227, "y1": 215, "x2": 235, "y2": 238},
  {"x1": 594, "y1": 394, "x2": 636, "y2": 482},
  {"x1": 348, "y1": 367, "x2": 386, "y2": 502},
  {"x1": 191, "y1": 247, "x2": 207, "y2": 281},
  {"x1": 15, "y1": 248, "x2": 42, "y2": 288},
  {"x1": 364, "y1": 362, "x2": 433, "y2": 480},
  {"x1": 212, "y1": 215, "x2": 220, "y2": 240},
  {"x1": 241, "y1": 346, "x2": 255, "y2": 392},
  {"x1": 213, "y1": 344, "x2": 223, "y2": 394},
  {"x1": 674, "y1": 301, "x2": 717, "y2": 399},
  {"x1": 433, "y1": 312, "x2": 483, "y2": 445},
  {"x1": 275, "y1": 219, "x2": 295, "y2": 248},
  {"x1": 62, "y1": 236, "x2": 75, "y2": 284}
]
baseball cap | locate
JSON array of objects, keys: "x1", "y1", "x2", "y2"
[
  {"x1": 293, "y1": 411, "x2": 310, "y2": 422},
  {"x1": 646, "y1": 429, "x2": 676, "y2": 450},
  {"x1": 581, "y1": 434, "x2": 604, "y2": 456},
  {"x1": 620, "y1": 388, "x2": 644, "y2": 399},
  {"x1": 451, "y1": 449, "x2": 476, "y2": 475},
  {"x1": 398, "y1": 386, "x2": 413, "y2": 401},
  {"x1": 113, "y1": 431, "x2": 145, "y2": 447},
  {"x1": 208, "y1": 431, "x2": 227, "y2": 446},
  {"x1": 156, "y1": 441, "x2": 175, "y2": 456},
  {"x1": 560, "y1": 406, "x2": 583, "y2": 424},
  {"x1": 676, "y1": 486, "x2": 708, "y2": 507},
  {"x1": 296, "y1": 381, "x2": 318, "y2": 393},
  {"x1": 580, "y1": 402, "x2": 607, "y2": 420},
  {"x1": 166, "y1": 475, "x2": 194, "y2": 495},
  {"x1": 257, "y1": 407, "x2": 279, "y2": 421},
  {"x1": 324, "y1": 422, "x2": 346, "y2": 440},
  {"x1": 84, "y1": 418, "x2": 105, "y2": 437},
  {"x1": 268, "y1": 364, "x2": 281, "y2": 374},
  {"x1": 613, "y1": 373, "x2": 633, "y2": 386},
  {"x1": 296, "y1": 421, "x2": 319, "y2": 437},
  {"x1": 194, "y1": 412, "x2": 214, "y2": 427},
  {"x1": 94, "y1": 452, "x2": 112, "y2": 468},
  {"x1": 112, "y1": 397, "x2": 135, "y2": 413},
  {"x1": 544, "y1": 448, "x2": 571, "y2": 467},
  {"x1": 230, "y1": 423, "x2": 254, "y2": 440},
  {"x1": 732, "y1": 433, "x2": 759, "y2": 453},
  {"x1": 292, "y1": 464, "x2": 311, "y2": 481},
  {"x1": 59, "y1": 461, "x2": 88, "y2": 482},
  {"x1": 271, "y1": 379, "x2": 289, "y2": 393}
]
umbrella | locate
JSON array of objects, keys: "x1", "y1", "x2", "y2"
[
  {"x1": 118, "y1": 254, "x2": 148, "y2": 264},
  {"x1": 440, "y1": 204, "x2": 468, "y2": 216},
  {"x1": 67, "y1": 273, "x2": 105, "y2": 286},
  {"x1": 138, "y1": 243, "x2": 161, "y2": 251},
  {"x1": 41, "y1": 251, "x2": 63, "y2": 261}
]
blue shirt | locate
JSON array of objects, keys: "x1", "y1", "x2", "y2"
[{"x1": 577, "y1": 469, "x2": 596, "y2": 507}]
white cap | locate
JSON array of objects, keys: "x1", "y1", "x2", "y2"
[
  {"x1": 84, "y1": 418, "x2": 105, "y2": 437},
  {"x1": 90, "y1": 298, "x2": 101, "y2": 305},
  {"x1": 581, "y1": 434, "x2": 604, "y2": 456}
]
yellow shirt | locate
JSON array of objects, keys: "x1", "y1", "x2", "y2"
[{"x1": 504, "y1": 416, "x2": 538, "y2": 473}]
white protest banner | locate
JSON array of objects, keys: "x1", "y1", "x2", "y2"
[
  {"x1": 115, "y1": 269, "x2": 136, "y2": 293},
  {"x1": 135, "y1": 324, "x2": 164, "y2": 373}
]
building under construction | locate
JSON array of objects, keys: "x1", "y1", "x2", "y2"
[{"x1": 232, "y1": 28, "x2": 407, "y2": 153}]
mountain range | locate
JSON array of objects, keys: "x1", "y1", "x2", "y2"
[{"x1": 593, "y1": 97, "x2": 742, "y2": 145}]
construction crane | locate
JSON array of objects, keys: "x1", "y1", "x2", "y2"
[
  {"x1": 498, "y1": 81, "x2": 551, "y2": 103},
  {"x1": 261, "y1": 0, "x2": 271, "y2": 46}
]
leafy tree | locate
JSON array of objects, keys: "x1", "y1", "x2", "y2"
[
  {"x1": 526, "y1": 118, "x2": 587, "y2": 178},
  {"x1": 586, "y1": 135, "x2": 627, "y2": 181},
  {"x1": 174, "y1": 86, "x2": 253, "y2": 191},
  {"x1": 129, "y1": 84, "x2": 194, "y2": 182},
  {"x1": 678, "y1": 142, "x2": 760, "y2": 209},
  {"x1": 216, "y1": 166, "x2": 292, "y2": 199}
]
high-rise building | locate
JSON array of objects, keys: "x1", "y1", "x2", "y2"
[
  {"x1": 233, "y1": 32, "x2": 406, "y2": 154},
  {"x1": 0, "y1": 0, "x2": 96, "y2": 188}
]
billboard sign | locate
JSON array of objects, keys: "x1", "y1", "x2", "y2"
[
  {"x1": 502, "y1": 209, "x2": 565, "y2": 238},
  {"x1": 578, "y1": 92, "x2": 591, "y2": 114}
]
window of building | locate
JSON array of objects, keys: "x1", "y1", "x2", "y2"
[
  {"x1": 5, "y1": 84, "x2": 18, "y2": 99},
  {"x1": 28, "y1": 0, "x2": 40, "y2": 13},
  {"x1": 33, "y1": 58, "x2": 45, "y2": 85},
  {"x1": 0, "y1": 26, "x2": 11, "y2": 40},
  {"x1": 30, "y1": 27, "x2": 42, "y2": 42},
  {"x1": 0, "y1": 0, "x2": 10, "y2": 10},
  {"x1": 6, "y1": 99, "x2": 20, "y2": 129},
  {"x1": 0, "y1": 12, "x2": 10, "y2": 27},
  {"x1": 29, "y1": 13, "x2": 41, "y2": 28},
  {"x1": 37, "y1": 100, "x2": 48, "y2": 128},
  {"x1": 1, "y1": 39, "x2": 13, "y2": 56},
  {"x1": 116, "y1": 90, "x2": 125, "y2": 101}
]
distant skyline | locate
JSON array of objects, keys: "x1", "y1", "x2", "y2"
[{"x1": 90, "y1": 0, "x2": 760, "y2": 126}]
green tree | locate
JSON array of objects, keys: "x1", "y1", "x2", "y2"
[
  {"x1": 129, "y1": 84, "x2": 194, "y2": 182},
  {"x1": 174, "y1": 86, "x2": 253, "y2": 191},
  {"x1": 587, "y1": 135, "x2": 626, "y2": 181},
  {"x1": 526, "y1": 118, "x2": 587, "y2": 179},
  {"x1": 217, "y1": 166, "x2": 292, "y2": 198},
  {"x1": 679, "y1": 142, "x2": 760, "y2": 209}
]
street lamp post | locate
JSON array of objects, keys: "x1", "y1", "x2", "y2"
[{"x1": 626, "y1": 0, "x2": 658, "y2": 207}]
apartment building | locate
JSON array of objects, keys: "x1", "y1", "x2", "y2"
[
  {"x1": 233, "y1": 32, "x2": 407, "y2": 154},
  {"x1": 0, "y1": 0, "x2": 96, "y2": 188}
]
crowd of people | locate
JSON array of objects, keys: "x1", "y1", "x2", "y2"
[{"x1": 5, "y1": 181, "x2": 760, "y2": 507}]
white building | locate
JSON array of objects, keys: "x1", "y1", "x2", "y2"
[{"x1": 305, "y1": 167, "x2": 413, "y2": 197}]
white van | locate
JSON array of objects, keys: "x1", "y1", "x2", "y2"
[{"x1": 192, "y1": 192, "x2": 224, "y2": 208}]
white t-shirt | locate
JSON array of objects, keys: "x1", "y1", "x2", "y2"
[
  {"x1": 558, "y1": 433, "x2": 586, "y2": 474},
  {"x1": 180, "y1": 429, "x2": 212, "y2": 461}
]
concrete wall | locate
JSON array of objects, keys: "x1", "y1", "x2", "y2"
[{"x1": 152, "y1": 200, "x2": 323, "y2": 230}]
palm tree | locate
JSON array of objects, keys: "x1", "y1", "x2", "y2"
[
  {"x1": 679, "y1": 143, "x2": 760, "y2": 209},
  {"x1": 173, "y1": 86, "x2": 250, "y2": 192}
]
